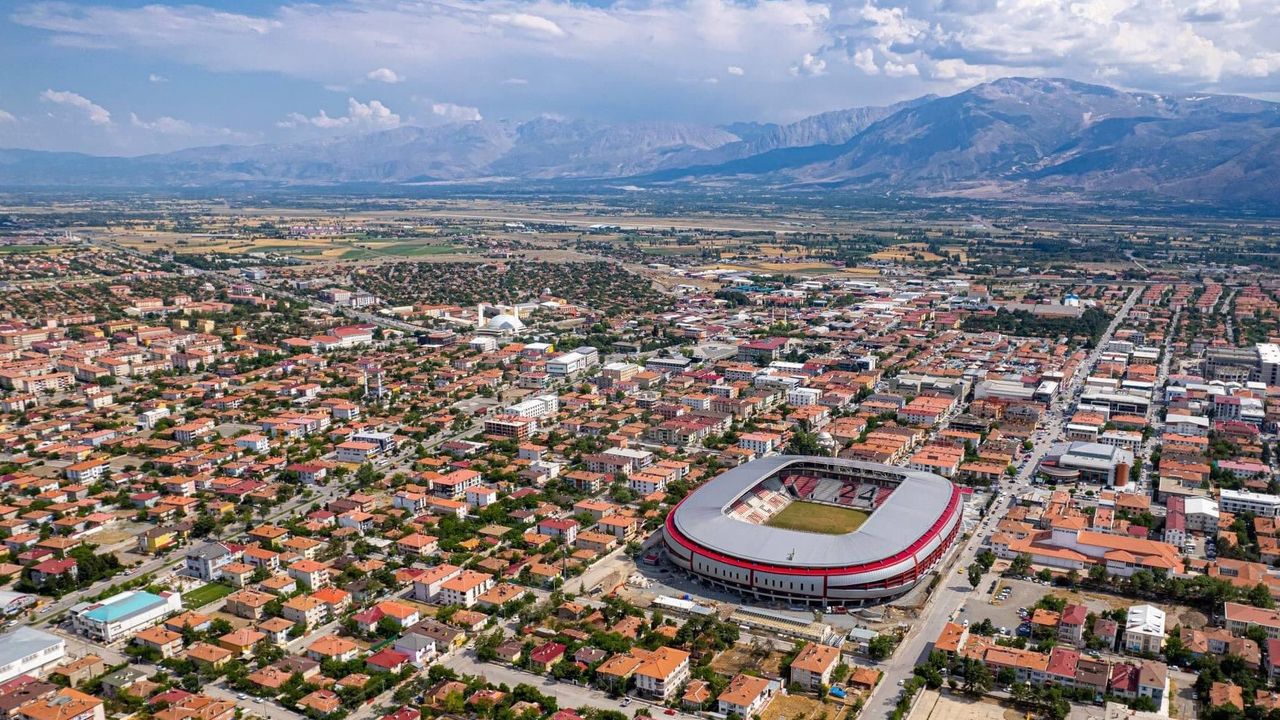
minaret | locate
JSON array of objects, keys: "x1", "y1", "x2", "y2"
[{"x1": 477, "y1": 304, "x2": 484, "y2": 327}]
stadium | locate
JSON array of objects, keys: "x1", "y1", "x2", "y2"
[{"x1": 663, "y1": 456, "x2": 964, "y2": 606}]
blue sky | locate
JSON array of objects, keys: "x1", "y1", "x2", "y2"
[{"x1": 2, "y1": 0, "x2": 1278, "y2": 155}]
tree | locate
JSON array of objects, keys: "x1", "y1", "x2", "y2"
[
  {"x1": 1248, "y1": 583, "x2": 1275, "y2": 609},
  {"x1": 960, "y1": 658, "x2": 993, "y2": 695},
  {"x1": 1010, "y1": 554, "x2": 1032, "y2": 576},
  {"x1": 786, "y1": 430, "x2": 824, "y2": 456},
  {"x1": 1130, "y1": 696, "x2": 1157, "y2": 713},
  {"x1": 967, "y1": 564, "x2": 983, "y2": 589},
  {"x1": 1162, "y1": 629, "x2": 1193, "y2": 667},
  {"x1": 253, "y1": 639, "x2": 284, "y2": 665},
  {"x1": 867, "y1": 635, "x2": 896, "y2": 661},
  {"x1": 975, "y1": 550, "x2": 996, "y2": 572}
]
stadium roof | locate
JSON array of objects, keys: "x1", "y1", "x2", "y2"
[{"x1": 670, "y1": 455, "x2": 956, "y2": 568}]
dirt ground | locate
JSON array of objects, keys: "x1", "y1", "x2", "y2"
[
  {"x1": 709, "y1": 645, "x2": 787, "y2": 677},
  {"x1": 907, "y1": 691, "x2": 1025, "y2": 720},
  {"x1": 761, "y1": 693, "x2": 847, "y2": 720},
  {"x1": 87, "y1": 529, "x2": 136, "y2": 546},
  {"x1": 870, "y1": 243, "x2": 947, "y2": 263}
]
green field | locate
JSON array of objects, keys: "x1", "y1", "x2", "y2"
[
  {"x1": 183, "y1": 582, "x2": 234, "y2": 608},
  {"x1": 765, "y1": 501, "x2": 869, "y2": 535},
  {"x1": 340, "y1": 242, "x2": 462, "y2": 259},
  {"x1": 0, "y1": 244, "x2": 56, "y2": 254}
]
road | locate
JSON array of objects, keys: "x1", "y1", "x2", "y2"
[
  {"x1": 861, "y1": 287, "x2": 1141, "y2": 718},
  {"x1": 1136, "y1": 305, "x2": 1181, "y2": 493}
]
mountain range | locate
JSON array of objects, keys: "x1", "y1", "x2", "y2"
[{"x1": 2, "y1": 77, "x2": 1278, "y2": 205}]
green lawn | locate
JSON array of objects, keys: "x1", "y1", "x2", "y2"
[
  {"x1": 765, "y1": 501, "x2": 869, "y2": 535},
  {"x1": 340, "y1": 243, "x2": 461, "y2": 259},
  {"x1": 183, "y1": 582, "x2": 234, "y2": 608},
  {"x1": 0, "y1": 245, "x2": 56, "y2": 254}
]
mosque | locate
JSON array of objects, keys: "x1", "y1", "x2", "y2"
[{"x1": 475, "y1": 304, "x2": 526, "y2": 335}]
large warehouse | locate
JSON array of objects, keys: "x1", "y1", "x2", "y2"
[{"x1": 664, "y1": 456, "x2": 963, "y2": 606}]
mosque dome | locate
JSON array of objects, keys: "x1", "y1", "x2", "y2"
[{"x1": 486, "y1": 313, "x2": 525, "y2": 332}]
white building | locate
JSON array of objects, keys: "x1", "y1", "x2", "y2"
[
  {"x1": 71, "y1": 590, "x2": 183, "y2": 642},
  {"x1": 1220, "y1": 488, "x2": 1280, "y2": 518},
  {"x1": 1260, "y1": 343, "x2": 1280, "y2": 387},
  {"x1": 504, "y1": 395, "x2": 560, "y2": 421},
  {"x1": 1165, "y1": 413, "x2": 1211, "y2": 437},
  {"x1": 738, "y1": 432, "x2": 782, "y2": 456},
  {"x1": 633, "y1": 647, "x2": 691, "y2": 701},
  {"x1": 183, "y1": 542, "x2": 235, "y2": 581},
  {"x1": 1123, "y1": 604, "x2": 1166, "y2": 654},
  {"x1": 1184, "y1": 497, "x2": 1220, "y2": 532},
  {"x1": 787, "y1": 387, "x2": 822, "y2": 406},
  {"x1": 600, "y1": 447, "x2": 653, "y2": 473},
  {"x1": 547, "y1": 351, "x2": 592, "y2": 378},
  {"x1": 0, "y1": 627, "x2": 65, "y2": 683},
  {"x1": 135, "y1": 407, "x2": 171, "y2": 431},
  {"x1": 438, "y1": 571, "x2": 495, "y2": 608}
]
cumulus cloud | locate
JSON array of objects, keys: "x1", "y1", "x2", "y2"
[
  {"x1": 366, "y1": 67, "x2": 402, "y2": 83},
  {"x1": 791, "y1": 53, "x2": 826, "y2": 77},
  {"x1": 885, "y1": 60, "x2": 919, "y2": 78},
  {"x1": 431, "y1": 102, "x2": 483, "y2": 122},
  {"x1": 9, "y1": 0, "x2": 1280, "y2": 133},
  {"x1": 40, "y1": 89, "x2": 111, "y2": 125},
  {"x1": 852, "y1": 48, "x2": 879, "y2": 75},
  {"x1": 0, "y1": 110, "x2": 15, "y2": 123},
  {"x1": 130, "y1": 112, "x2": 194, "y2": 134},
  {"x1": 279, "y1": 97, "x2": 401, "y2": 130},
  {"x1": 928, "y1": 59, "x2": 990, "y2": 84},
  {"x1": 148, "y1": 73, "x2": 168, "y2": 83},
  {"x1": 489, "y1": 12, "x2": 566, "y2": 38}
]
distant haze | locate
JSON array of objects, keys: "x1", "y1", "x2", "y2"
[{"x1": 1, "y1": 78, "x2": 1277, "y2": 206}]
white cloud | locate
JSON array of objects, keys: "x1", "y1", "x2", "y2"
[
  {"x1": 0, "y1": 110, "x2": 15, "y2": 123},
  {"x1": 10, "y1": 0, "x2": 1280, "y2": 132},
  {"x1": 148, "y1": 73, "x2": 168, "y2": 83},
  {"x1": 39, "y1": 89, "x2": 111, "y2": 125},
  {"x1": 885, "y1": 60, "x2": 919, "y2": 78},
  {"x1": 489, "y1": 12, "x2": 566, "y2": 38},
  {"x1": 852, "y1": 48, "x2": 879, "y2": 75},
  {"x1": 366, "y1": 67, "x2": 402, "y2": 83},
  {"x1": 791, "y1": 53, "x2": 826, "y2": 77},
  {"x1": 279, "y1": 97, "x2": 401, "y2": 130},
  {"x1": 130, "y1": 112, "x2": 194, "y2": 135},
  {"x1": 431, "y1": 102, "x2": 483, "y2": 122}
]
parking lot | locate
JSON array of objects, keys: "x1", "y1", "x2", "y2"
[{"x1": 958, "y1": 577, "x2": 1067, "y2": 637}]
